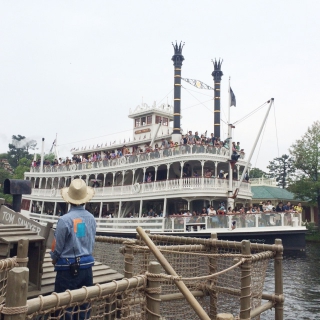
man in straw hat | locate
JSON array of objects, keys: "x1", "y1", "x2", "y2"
[{"x1": 50, "y1": 179, "x2": 96, "y2": 312}]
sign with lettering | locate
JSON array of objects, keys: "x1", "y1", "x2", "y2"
[{"x1": 0, "y1": 205, "x2": 52, "y2": 243}]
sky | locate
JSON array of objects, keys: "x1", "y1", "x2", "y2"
[{"x1": 1, "y1": 1, "x2": 319, "y2": 171}]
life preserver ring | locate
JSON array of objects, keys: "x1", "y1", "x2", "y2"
[
  {"x1": 51, "y1": 188, "x2": 56, "y2": 197},
  {"x1": 111, "y1": 159, "x2": 117, "y2": 166},
  {"x1": 132, "y1": 183, "x2": 141, "y2": 193},
  {"x1": 120, "y1": 157, "x2": 126, "y2": 165},
  {"x1": 70, "y1": 164, "x2": 76, "y2": 171}
]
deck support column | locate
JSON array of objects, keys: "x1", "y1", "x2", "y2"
[
  {"x1": 139, "y1": 199, "x2": 143, "y2": 218},
  {"x1": 163, "y1": 197, "x2": 167, "y2": 218},
  {"x1": 132, "y1": 169, "x2": 135, "y2": 185},
  {"x1": 53, "y1": 202, "x2": 57, "y2": 216}
]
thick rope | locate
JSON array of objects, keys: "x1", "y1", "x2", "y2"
[
  {"x1": 145, "y1": 257, "x2": 246, "y2": 282},
  {"x1": 0, "y1": 305, "x2": 28, "y2": 314}
]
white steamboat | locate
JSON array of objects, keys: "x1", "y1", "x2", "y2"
[{"x1": 21, "y1": 42, "x2": 306, "y2": 250}]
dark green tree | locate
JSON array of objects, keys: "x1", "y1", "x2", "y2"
[
  {"x1": 249, "y1": 167, "x2": 267, "y2": 178},
  {"x1": 289, "y1": 121, "x2": 320, "y2": 223},
  {"x1": 13, "y1": 158, "x2": 32, "y2": 180},
  {"x1": 267, "y1": 154, "x2": 294, "y2": 188},
  {"x1": 7, "y1": 135, "x2": 37, "y2": 169}
]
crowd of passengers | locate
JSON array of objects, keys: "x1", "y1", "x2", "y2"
[{"x1": 31, "y1": 131, "x2": 245, "y2": 167}]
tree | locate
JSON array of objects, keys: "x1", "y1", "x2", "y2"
[
  {"x1": 289, "y1": 121, "x2": 320, "y2": 223},
  {"x1": 267, "y1": 154, "x2": 294, "y2": 188},
  {"x1": 7, "y1": 135, "x2": 37, "y2": 169},
  {"x1": 249, "y1": 167, "x2": 267, "y2": 178},
  {"x1": 13, "y1": 158, "x2": 32, "y2": 180}
]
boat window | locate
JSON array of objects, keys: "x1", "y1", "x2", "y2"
[
  {"x1": 162, "y1": 117, "x2": 168, "y2": 126},
  {"x1": 141, "y1": 116, "x2": 146, "y2": 126},
  {"x1": 135, "y1": 118, "x2": 141, "y2": 127},
  {"x1": 155, "y1": 116, "x2": 162, "y2": 124},
  {"x1": 147, "y1": 115, "x2": 152, "y2": 125}
]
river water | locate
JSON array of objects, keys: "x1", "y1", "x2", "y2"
[{"x1": 261, "y1": 242, "x2": 320, "y2": 319}]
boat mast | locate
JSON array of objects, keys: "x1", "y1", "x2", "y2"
[
  {"x1": 171, "y1": 41, "x2": 184, "y2": 144},
  {"x1": 227, "y1": 77, "x2": 234, "y2": 210},
  {"x1": 233, "y1": 98, "x2": 274, "y2": 198}
]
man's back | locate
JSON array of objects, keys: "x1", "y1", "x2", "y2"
[{"x1": 52, "y1": 206, "x2": 96, "y2": 261}]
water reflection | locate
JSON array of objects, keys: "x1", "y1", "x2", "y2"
[{"x1": 261, "y1": 243, "x2": 320, "y2": 319}]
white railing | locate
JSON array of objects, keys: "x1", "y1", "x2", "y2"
[
  {"x1": 30, "y1": 177, "x2": 251, "y2": 198},
  {"x1": 28, "y1": 212, "x2": 303, "y2": 233},
  {"x1": 29, "y1": 144, "x2": 240, "y2": 174},
  {"x1": 250, "y1": 177, "x2": 277, "y2": 186}
]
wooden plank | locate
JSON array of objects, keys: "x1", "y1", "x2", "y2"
[
  {"x1": 41, "y1": 268, "x2": 120, "y2": 286},
  {"x1": 0, "y1": 235, "x2": 44, "y2": 242},
  {"x1": 92, "y1": 273, "x2": 123, "y2": 284},
  {"x1": 0, "y1": 227, "x2": 31, "y2": 232},
  {"x1": 0, "y1": 224, "x2": 26, "y2": 229},
  {"x1": 42, "y1": 265, "x2": 111, "y2": 280}
]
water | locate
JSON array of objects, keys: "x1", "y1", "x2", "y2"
[{"x1": 261, "y1": 242, "x2": 320, "y2": 319}]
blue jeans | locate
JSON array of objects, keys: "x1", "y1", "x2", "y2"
[{"x1": 55, "y1": 268, "x2": 93, "y2": 320}]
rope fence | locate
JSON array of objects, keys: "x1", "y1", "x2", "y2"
[{"x1": 0, "y1": 233, "x2": 283, "y2": 320}]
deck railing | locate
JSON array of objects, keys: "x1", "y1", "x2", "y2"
[
  {"x1": 28, "y1": 212, "x2": 302, "y2": 232},
  {"x1": 29, "y1": 177, "x2": 251, "y2": 198},
  {"x1": 29, "y1": 144, "x2": 245, "y2": 173}
]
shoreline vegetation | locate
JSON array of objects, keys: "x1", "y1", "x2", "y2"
[{"x1": 305, "y1": 222, "x2": 320, "y2": 242}]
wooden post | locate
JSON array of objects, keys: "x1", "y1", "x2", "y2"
[
  {"x1": 146, "y1": 262, "x2": 161, "y2": 320},
  {"x1": 124, "y1": 243, "x2": 134, "y2": 279},
  {"x1": 4, "y1": 267, "x2": 29, "y2": 320},
  {"x1": 17, "y1": 238, "x2": 29, "y2": 267},
  {"x1": 274, "y1": 239, "x2": 283, "y2": 320},
  {"x1": 240, "y1": 240, "x2": 251, "y2": 320},
  {"x1": 217, "y1": 314, "x2": 234, "y2": 320},
  {"x1": 209, "y1": 233, "x2": 218, "y2": 319},
  {"x1": 136, "y1": 227, "x2": 210, "y2": 320}
]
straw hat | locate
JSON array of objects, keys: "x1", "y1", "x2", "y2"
[{"x1": 61, "y1": 179, "x2": 94, "y2": 205}]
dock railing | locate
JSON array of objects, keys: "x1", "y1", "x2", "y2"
[{"x1": 1, "y1": 233, "x2": 283, "y2": 320}]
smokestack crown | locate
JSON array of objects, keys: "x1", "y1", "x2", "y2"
[
  {"x1": 211, "y1": 59, "x2": 223, "y2": 81},
  {"x1": 172, "y1": 41, "x2": 185, "y2": 67}
]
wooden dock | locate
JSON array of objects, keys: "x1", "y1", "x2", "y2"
[{"x1": 0, "y1": 223, "x2": 123, "y2": 298}]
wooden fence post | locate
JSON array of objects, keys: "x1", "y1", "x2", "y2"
[
  {"x1": 16, "y1": 238, "x2": 29, "y2": 267},
  {"x1": 240, "y1": 240, "x2": 251, "y2": 320},
  {"x1": 146, "y1": 261, "x2": 161, "y2": 320},
  {"x1": 124, "y1": 242, "x2": 134, "y2": 279},
  {"x1": 4, "y1": 267, "x2": 29, "y2": 320},
  {"x1": 209, "y1": 233, "x2": 218, "y2": 319},
  {"x1": 274, "y1": 239, "x2": 283, "y2": 320}
]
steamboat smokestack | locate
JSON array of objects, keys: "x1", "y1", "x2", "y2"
[
  {"x1": 171, "y1": 41, "x2": 184, "y2": 143},
  {"x1": 211, "y1": 59, "x2": 223, "y2": 138}
]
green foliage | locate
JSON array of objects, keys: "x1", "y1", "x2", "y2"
[
  {"x1": 13, "y1": 157, "x2": 32, "y2": 180},
  {"x1": 7, "y1": 135, "x2": 37, "y2": 169},
  {"x1": 249, "y1": 167, "x2": 267, "y2": 178},
  {"x1": 44, "y1": 153, "x2": 55, "y2": 163},
  {"x1": 289, "y1": 121, "x2": 320, "y2": 221},
  {"x1": 267, "y1": 154, "x2": 294, "y2": 188}
]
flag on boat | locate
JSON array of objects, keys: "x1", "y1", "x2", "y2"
[
  {"x1": 230, "y1": 87, "x2": 236, "y2": 107},
  {"x1": 49, "y1": 139, "x2": 56, "y2": 153}
]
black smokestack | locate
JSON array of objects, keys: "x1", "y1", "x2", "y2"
[
  {"x1": 171, "y1": 41, "x2": 185, "y2": 137},
  {"x1": 211, "y1": 59, "x2": 223, "y2": 138}
]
